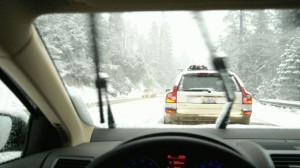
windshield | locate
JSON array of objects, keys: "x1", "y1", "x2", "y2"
[{"x1": 35, "y1": 10, "x2": 300, "y2": 128}]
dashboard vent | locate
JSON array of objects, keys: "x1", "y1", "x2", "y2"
[
  {"x1": 271, "y1": 154, "x2": 300, "y2": 168},
  {"x1": 52, "y1": 157, "x2": 93, "y2": 168}
]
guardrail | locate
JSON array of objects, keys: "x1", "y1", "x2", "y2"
[
  {"x1": 259, "y1": 99, "x2": 300, "y2": 109},
  {"x1": 86, "y1": 96, "x2": 165, "y2": 107},
  {"x1": 86, "y1": 97, "x2": 142, "y2": 107}
]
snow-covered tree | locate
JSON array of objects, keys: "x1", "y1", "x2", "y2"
[
  {"x1": 36, "y1": 12, "x2": 176, "y2": 96},
  {"x1": 219, "y1": 10, "x2": 282, "y2": 96},
  {"x1": 256, "y1": 10, "x2": 300, "y2": 100},
  {"x1": 273, "y1": 35, "x2": 300, "y2": 100},
  {"x1": 36, "y1": 14, "x2": 94, "y2": 87}
]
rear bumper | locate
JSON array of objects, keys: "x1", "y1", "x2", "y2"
[{"x1": 164, "y1": 112, "x2": 251, "y2": 125}]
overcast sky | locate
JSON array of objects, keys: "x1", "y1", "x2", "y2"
[{"x1": 124, "y1": 11, "x2": 228, "y2": 69}]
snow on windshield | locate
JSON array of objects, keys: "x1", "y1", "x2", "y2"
[{"x1": 35, "y1": 10, "x2": 300, "y2": 128}]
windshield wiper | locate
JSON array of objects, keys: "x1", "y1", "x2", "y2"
[
  {"x1": 193, "y1": 12, "x2": 235, "y2": 129},
  {"x1": 89, "y1": 13, "x2": 115, "y2": 128},
  {"x1": 213, "y1": 58, "x2": 236, "y2": 128},
  {"x1": 183, "y1": 88, "x2": 212, "y2": 93}
]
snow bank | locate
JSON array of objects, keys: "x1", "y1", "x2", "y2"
[{"x1": 252, "y1": 99, "x2": 300, "y2": 128}]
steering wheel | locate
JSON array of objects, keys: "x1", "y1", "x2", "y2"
[{"x1": 87, "y1": 132, "x2": 255, "y2": 168}]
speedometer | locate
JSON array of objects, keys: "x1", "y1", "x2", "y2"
[{"x1": 123, "y1": 157, "x2": 159, "y2": 168}]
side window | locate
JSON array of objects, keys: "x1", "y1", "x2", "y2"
[
  {"x1": 0, "y1": 80, "x2": 30, "y2": 164},
  {"x1": 231, "y1": 76, "x2": 241, "y2": 92}
]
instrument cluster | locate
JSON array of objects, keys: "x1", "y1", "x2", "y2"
[{"x1": 123, "y1": 154, "x2": 229, "y2": 168}]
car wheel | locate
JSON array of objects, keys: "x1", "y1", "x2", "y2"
[
  {"x1": 163, "y1": 117, "x2": 171, "y2": 124},
  {"x1": 243, "y1": 118, "x2": 250, "y2": 125},
  {"x1": 238, "y1": 117, "x2": 250, "y2": 125}
]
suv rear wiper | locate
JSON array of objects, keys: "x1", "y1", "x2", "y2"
[
  {"x1": 183, "y1": 88, "x2": 212, "y2": 93},
  {"x1": 193, "y1": 12, "x2": 235, "y2": 129}
]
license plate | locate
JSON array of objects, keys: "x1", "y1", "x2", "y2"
[{"x1": 202, "y1": 97, "x2": 216, "y2": 104}]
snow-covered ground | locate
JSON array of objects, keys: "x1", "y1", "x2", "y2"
[
  {"x1": 0, "y1": 152, "x2": 21, "y2": 164},
  {"x1": 0, "y1": 82, "x2": 29, "y2": 123},
  {"x1": 0, "y1": 82, "x2": 28, "y2": 164},
  {"x1": 88, "y1": 97, "x2": 164, "y2": 128},
  {"x1": 251, "y1": 100, "x2": 300, "y2": 128},
  {"x1": 66, "y1": 86, "x2": 146, "y2": 105}
]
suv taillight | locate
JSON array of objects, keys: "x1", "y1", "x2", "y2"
[
  {"x1": 242, "y1": 88, "x2": 252, "y2": 104},
  {"x1": 165, "y1": 86, "x2": 178, "y2": 103},
  {"x1": 241, "y1": 87, "x2": 252, "y2": 114}
]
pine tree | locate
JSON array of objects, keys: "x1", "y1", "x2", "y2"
[
  {"x1": 257, "y1": 10, "x2": 300, "y2": 100},
  {"x1": 274, "y1": 35, "x2": 300, "y2": 100},
  {"x1": 219, "y1": 10, "x2": 282, "y2": 96},
  {"x1": 36, "y1": 12, "x2": 176, "y2": 95},
  {"x1": 36, "y1": 14, "x2": 94, "y2": 87}
]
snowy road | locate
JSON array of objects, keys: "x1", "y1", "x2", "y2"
[
  {"x1": 89, "y1": 97, "x2": 165, "y2": 127},
  {"x1": 89, "y1": 98, "x2": 300, "y2": 128},
  {"x1": 109, "y1": 97, "x2": 164, "y2": 126}
]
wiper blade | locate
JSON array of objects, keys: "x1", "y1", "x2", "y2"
[
  {"x1": 183, "y1": 88, "x2": 212, "y2": 93},
  {"x1": 89, "y1": 13, "x2": 115, "y2": 128},
  {"x1": 214, "y1": 58, "x2": 236, "y2": 128},
  {"x1": 100, "y1": 73, "x2": 115, "y2": 128},
  {"x1": 193, "y1": 12, "x2": 235, "y2": 129}
]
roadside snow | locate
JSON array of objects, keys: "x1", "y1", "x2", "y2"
[
  {"x1": 0, "y1": 82, "x2": 29, "y2": 123},
  {"x1": 0, "y1": 151, "x2": 21, "y2": 163},
  {"x1": 66, "y1": 86, "x2": 98, "y2": 104},
  {"x1": 251, "y1": 100, "x2": 300, "y2": 128},
  {"x1": 66, "y1": 86, "x2": 144, "y2": 104}
]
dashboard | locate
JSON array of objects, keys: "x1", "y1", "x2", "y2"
[
  {"x1": 85, "y1": 132, "x2": 254, "y2": 168},
  {"x1": 2, "y1": 128, "x2": 300, "y2": 168}
]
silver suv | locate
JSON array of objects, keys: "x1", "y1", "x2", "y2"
[{"x1": 164, "y1": 65, "x2": 252, "y2": 125}]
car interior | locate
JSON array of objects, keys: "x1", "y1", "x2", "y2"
[{"x1": 1, "y1": 0, "x2": 300, "y2": 168}]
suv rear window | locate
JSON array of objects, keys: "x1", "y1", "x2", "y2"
[{"x1": 178, "y1": 73, "x2": 239, "y2": 92}]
